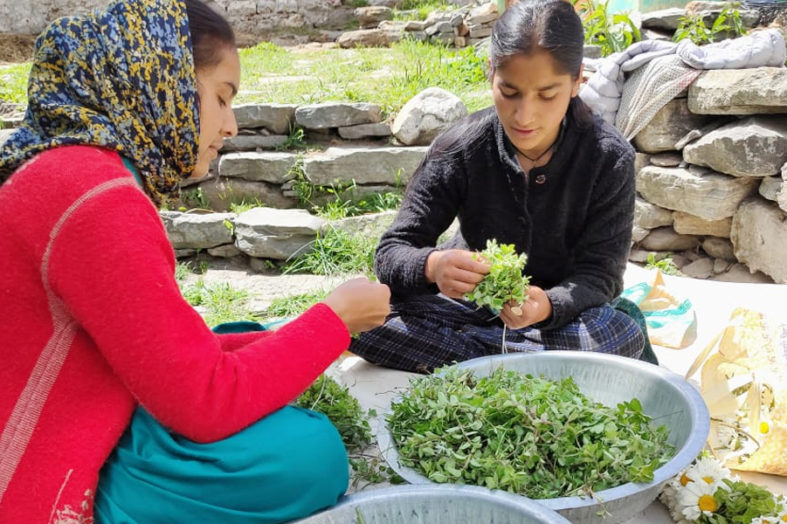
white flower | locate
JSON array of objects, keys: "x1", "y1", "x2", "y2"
[
  {"x1": 682, "y1": 456, "x2": 730, "y2": 491},
  {"x1": 678, "y1": 478, "x2": 721, "y2": 521},
  {"x1": 755, "y1": 416, "x2": 773, "y2": 439},
  {"x1": 751, "y1": 517, "x2": 780, "y2": 524}
]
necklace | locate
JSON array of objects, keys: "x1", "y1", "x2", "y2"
[{"x1": 513, "y1": 133, "x2": 560, "y2": 164}]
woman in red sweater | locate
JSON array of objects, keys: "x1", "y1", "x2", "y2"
[{"x1": 0, "y1": 0, "x2": 390, "y2": 522}]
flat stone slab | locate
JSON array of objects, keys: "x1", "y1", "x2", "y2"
[
  {"x1": 688, "y1": 68, "x2": 787, "y2": 115},
  {"x1": 303, "y1": 146, "x2": 428, "y2": 186}
]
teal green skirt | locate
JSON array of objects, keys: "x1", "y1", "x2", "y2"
[{"x1": 94, "y1": 321, "x2": 349, "y2": 523}]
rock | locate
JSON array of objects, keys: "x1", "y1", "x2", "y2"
[
  {"x1": 712, "y1": 258, "x2": 733, "y2": 274},
  {"x1": 681, "y1": 257, "x2": 714, "y2": 279},
  {"x1": 337, "y1": 28, "x2": 401, "y2": 48},
  {"x1": 583, "y1": 45, "x2": 603, "y2": 59},
  {"x1": 187, "y1": 176, "x2": 295, "y2": 212},
  {"x1": 673, "y1": 212, "x2": 732, "y2": 238},
  {"x1": 160, "y1": 211, "x2": 234, "y2": 249},
  {"x1": 354, "y1": 6, "x2": 392, "y2": 29},
  {"x1": 404, "y1": 20, "x2": 427, "y2": 31},
  {"x1": 637, "y1": 165, "x2": 759, "y2": 220},
  {"x1": 634, "y1": 152, "x2": 651, "y2": 176},
  {"x1": 688, "y1": 68, "x2": 787, "y2": 115},
  {"x1": 710, "y1": 263, "x2": 774, "y2": 283},
  {"x1": 303, "y1": 146, "x2": 428, "y2": 186},
  {"x1": 730, "y1": 198, "x2": 787, "y2": 283},
  {"x1": 233, "y1": 104, "x2": 297, "y2": 134},
  {"x1": 295, "y1": 102, "x2": 382, "y2": 129},
  {"x1": 639, "y1": 227, "x2": 701, "y2": 251},
  {"x1": 337, "y1": 122, "x2": 392, "y2": 140},
  {"x1": 219, "y1": 152, "x2": 297, "y2": 184},
  {"x1": 759, "y1": 176, "x2": 783, "y2": 202},
  {"x1": 208, "y1": 244, "x2": 242, "y2": 258},
  {"x1": 650, "y1": 152, "x2": 683, "y2": 168},
  {"x1": 332, "y1": 210, "x2": 397, "y2": 238},
  {"x1": 641, "y1": 8, "x2": 685, "y2": 31},
  {"x1": 392, "y1": 87, "x2": 467, "y2": 146},
  {"x1": 634, "y1": 99, "x2": 710, "y2": 153},
  {"x1": 628, "y1": 248, "x2": 652, "y2": 263},
  {"x1": 465, "y1": 2, "x2": 498, "y2": 26},
  {"x1": 221, "y1": 135, "x2": 288, "y2": 152},
  {"x1": 684, "y1": 1, "x2": 761, "y2": 28},
  {"x1": 234, "y1": 208, "x2": 326, "y2": 260},
  {"x1": 702, "y1": 237, "x2": 735, "y2": 261},
  {"x1": 632, "y1": 226, "x2": 650, "y2": 243},
  {"x1": 467, "y1": 23, "x2": 493, "y2": 39},
  {"x1": 634, "y1": 197, "x2": 673, "y2": 229},
  {"x1": 682, "y1": 116, "x2": 787, "y2": 178},
  {"x1": 426, "y1": 21, "x2": 453, "y2": 35}
]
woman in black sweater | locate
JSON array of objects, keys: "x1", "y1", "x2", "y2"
[{"x1": 349, "y1": 0, "x2": 645, "y2": 373}]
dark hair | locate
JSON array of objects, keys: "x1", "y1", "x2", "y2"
[
  {"x1": 185, "y1": 0, "x2": 236, "y2": 70},
  {"x1": 491, "y1": 0, "x2": 592, "y2": 127}
]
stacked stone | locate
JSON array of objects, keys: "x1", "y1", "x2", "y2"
[
  {"x1": 339, "y1": 1, "x2": 499, "y2": 49},
  {"x1": 630, "y1": 66, "x2": 787, "y2": 284}
]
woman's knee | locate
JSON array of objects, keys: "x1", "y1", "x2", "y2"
[{"x1": 582, "y1": 306, "x2": 645, "y2": 358}]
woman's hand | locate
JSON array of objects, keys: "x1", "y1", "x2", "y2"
[
  {"x1": 499, "y1": 285, "x2": 552, "y2": 329},
  {"x1": 322, "y1": 277, "x2": 391, "y2": 334},
  {"x1": 425, "y1": 249, "x2": 490, "y2": 299}
]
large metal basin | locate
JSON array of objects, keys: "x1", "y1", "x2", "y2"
[
  {"x1": 296, "y1": 484, "x2": 570, "y2": 523},
  {"x1": 378, "y1": 351, "x2": 710, "y2": 523}
]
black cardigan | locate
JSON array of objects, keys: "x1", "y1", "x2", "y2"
[{"x1": 374, "y1": 106, "x2": 636, "y2": 330}]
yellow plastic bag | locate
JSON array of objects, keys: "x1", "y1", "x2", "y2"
[
  {"x1": 686, "y1": 308, "x2": 787, "y2": 476},
  {"x1": 621, "y1": 269, "x2": 697, "y2": 348}
]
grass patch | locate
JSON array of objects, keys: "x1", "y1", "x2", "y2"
[
  {"x1": 181, "y1": 279, "x2": 258, "y2": 326},
  {"x1": 316, "y1": 191, "x2": 403, "y2": 220},
  {"x1": 263, "y1": 289, "x2": 331, "y2": 320},
  {"x1": 283, "y1": 226, "x2": 377, "y2": 276},
  {"x1": 644, "y1": 252, "x2": 680, "y2": 275},
  {"x1": 0, "y1": 63, "x2": 32, "y2": 105},
  {"x1": 394, "y1": 0, "x2": 452, "y2": 20},
  {"x1": 237, "y1": 39, "x2": 491, "y2": 116}
]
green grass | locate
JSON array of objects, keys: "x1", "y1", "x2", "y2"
[
  {"x1": 262, "y1": 289, "x2": 330, "y2": 320},
  {"x1": 316, "y1": 191, "x2": 403, "y2": 220},
  {"x1": 238, "y1": 39, "x2": 490, "y2": 116},
  {"x1": 394, "y1": 0, "x2": 452, "y2": 20},
  {"x1": 181, "y1": 278, "x2": 258, "y2": 326},
  {"x1": 283, "y1": 226, "x2": 377, "y2": 276},
  {"x1": 0, "y1": 63, "x2": 32, "y2": 105}
]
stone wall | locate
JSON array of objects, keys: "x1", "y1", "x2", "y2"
[
  {"x1": 629, "y1": 66, "x2": 787, "y2": 283},
  {"x1": 0, "y1": 0, "x2": 354, "y2": 38}
]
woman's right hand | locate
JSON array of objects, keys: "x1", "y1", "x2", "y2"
[
  {"x1": 322, "y1": 277, "x2": 391, "y2": 334},
  {"x1": 425, "y1": 249, "x2": 490, "y2": 299}
]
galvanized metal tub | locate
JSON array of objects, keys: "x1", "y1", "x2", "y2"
[
  {"x1": 296, "y1": 484, "x2": 570, "y2": 523},
  {"x1": 378, "y1": 351, "x2": 710, "y2": 524}
]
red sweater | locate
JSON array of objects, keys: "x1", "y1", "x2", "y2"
[{"x1": 0, "y1": 146, "x2": 351, "y2": 522}]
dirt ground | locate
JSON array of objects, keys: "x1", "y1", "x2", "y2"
[{"x1": 0, "y1": 34, "x2": 36, "y2": 64}]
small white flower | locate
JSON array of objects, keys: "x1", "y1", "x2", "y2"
[
  {"x1": 678, "y1": 478, "x2": 721, "y2": 521},
  {"x1": 682, "y1": 456, "x2": 730, "y2": 491},
  {"x1": 751, "y1": 517, "x2": 779, "y2": 524},
  {"x1": 755, "y1": 416, "x2": 773, "y2": 438}
]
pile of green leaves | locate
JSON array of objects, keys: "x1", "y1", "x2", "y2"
[
  {"x1": 466, "y1": 240, "x2": 530, "y2": 312},
  {"x1": 701, "y1": 479, "x2": 785, "y2": 523},
  {"x1": 296, "y1": 375, "x2": 373, "y2": 453},
  {"x1": 388, "y1": 366, "x2": 673, "y2": 499}
]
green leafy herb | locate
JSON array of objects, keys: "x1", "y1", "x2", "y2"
[
  {"x1": 699, "y1": 479, "x2": 785, "y2": 524},
  {"x1": 388, "y1": 366, "x2": 673, "y2": 499},
  {"x1": 466, "y1": 239, "x2": 530, "y2": 312}
]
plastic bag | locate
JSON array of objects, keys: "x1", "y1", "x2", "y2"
[
  {"x1": 620, "y1": 268, "x2": 697, "y2": 349},
  {"x1": 686, "y1": 308, "x2": 787, "y2": 476}
]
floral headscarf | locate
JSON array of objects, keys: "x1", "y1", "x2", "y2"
[{"x1": 0, "y1": 0, "x2": 200, "y2": 205}]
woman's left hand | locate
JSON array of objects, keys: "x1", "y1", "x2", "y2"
[{"x1": 499, "y1": 286, "x2": 552, "y2": 329}]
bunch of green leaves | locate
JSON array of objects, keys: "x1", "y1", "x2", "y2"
[
  {"x1": 697, "y1": 479, "x2": 785, "y2": 523},
  {"x1": 283, "y1": 225, "x2": 377, "y2": 276},
  {"x1": 466, "y1": 239, "x2": 530, "y2": 312},
  {"x1": 673, "y1": 4, "x2": 746, "y2": 45},
  {"x1": 297, "y1": 374, "x2": 373, "y2": 453},
  {"x1": 0, "y1": 63, "x2": 32, "y2": 105},
  {"x1": 644, "y1": 253, "x2": 680, "y2": 275},
  {"x1": 388, "y1": 366, "x2": 673, "y2": 499},
  {"x1": 574, "y1": 0, "x2": 641, "y2": 57}
]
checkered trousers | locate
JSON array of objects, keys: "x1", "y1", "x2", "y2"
[{"x1": 348, "y1": 294, "x2": 645, "y2": 373}]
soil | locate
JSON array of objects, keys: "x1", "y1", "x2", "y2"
[{"x1": 0, "y1": 34, "x2": 36, "y2": 64}]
